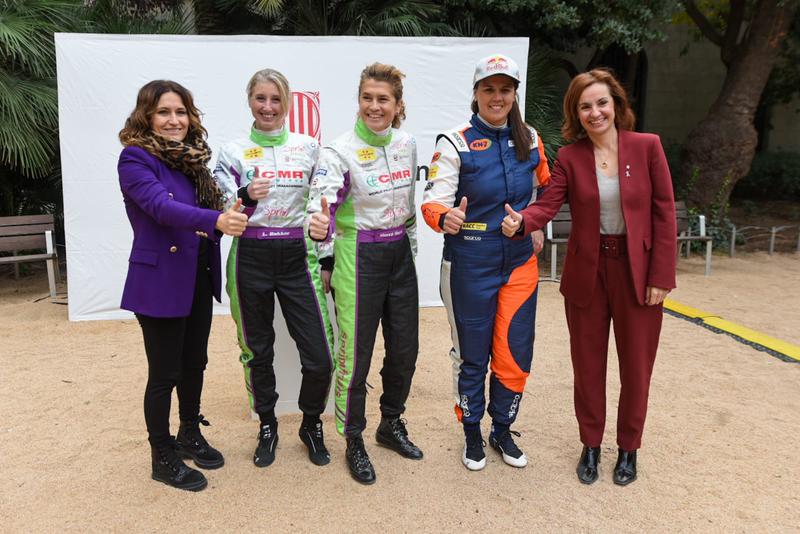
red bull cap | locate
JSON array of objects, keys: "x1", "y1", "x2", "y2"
[{"x1": 473, "y1": 54, "x2": 521, "y2": 85}]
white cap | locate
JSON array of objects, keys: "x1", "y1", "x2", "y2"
[{"x1": 473, "y1": 54, "x2": 521, "y2": 86}]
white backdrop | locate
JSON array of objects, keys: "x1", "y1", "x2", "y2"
[{"x1": 55, "y1": 34, "x2": 528, "y2": 411}]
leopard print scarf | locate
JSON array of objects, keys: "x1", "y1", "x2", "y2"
[{"x1": 126, "y1": 133, "x2": 224, "y2": 211}]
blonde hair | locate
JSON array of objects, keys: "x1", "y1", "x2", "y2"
[{"x1": 246, "y1": 68, "x2": 292, "y2": 117}]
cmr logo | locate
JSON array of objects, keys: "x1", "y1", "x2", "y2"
[
  {"x1": 288, "y1": 91, "x2": 321, "y2": 142},
  {"x1": 365, "y1": 169, "x2": 412, "y2": 187},
  {"x1": 469, "y1": 138, "x2": 492, "y2": 151},
  {"x1": 247, "y1": 167, "x2": 304, "y2": 180}
]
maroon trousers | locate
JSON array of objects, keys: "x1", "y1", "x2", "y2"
[{"x1": 563, "y1": 238, "x2": 663, "y2": 451}]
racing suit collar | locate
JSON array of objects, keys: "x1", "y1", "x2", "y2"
[
  {"x1": 250, "y1": 124, "x2": 288, "y2": 147},
  {"x1": 471, "y1": 113, "x2": 510, "y2": 137},
  {"x1": 354, "y1": 118, "x2": 393, "y2": 147}
]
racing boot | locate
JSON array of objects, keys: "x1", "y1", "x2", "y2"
[
  {"x1": 254, "y1": 420, "x2": 279, "y2": 468},
  {"x1": 175, "y1": 414, "x2": 224, "y2": 469},
  {"x1": 462, "y1": 426, "x2": 486, "y2": 471},
  {"x1": 299, "y1": 417, "x2": 330, "y2": 466},
  {"x1": 488, "y1": 423, "x2": 528, "y2": 468}
]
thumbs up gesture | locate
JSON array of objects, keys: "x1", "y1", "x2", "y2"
[
  {"x1": 443, "y1": 196, "x2": 468, "y2": 235},
  {"x1": 501, "y1": 203, "x2": 523, "y2": 237},
  {"x1": 309, "y1": 197, "x2": 331, "y2": 241},
  {"x1": 216, "y1": 198, "x2": 249, "y2": 237}
]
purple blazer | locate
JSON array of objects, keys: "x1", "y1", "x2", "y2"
[{"x1": 118, "y1": 145, "x2": 222, "y2": 318}]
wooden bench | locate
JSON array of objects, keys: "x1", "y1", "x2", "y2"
[
  {"x1": 541, "y1": 204, "x2": 572, "y2": 282},
  {"x1": 675, "y1": 200, "x2": 712, "y2": 276},
  {"x1": 0, "y1": 215, "x2": 61, "y2": 298}
]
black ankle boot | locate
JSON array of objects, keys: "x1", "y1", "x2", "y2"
[
  {"x1": 175, "y1": 415, "x2": 225, "y2": 469},
  {"x1": 375, "y1": 416, "x2": 423, "y2": 460},
  {"x1": 346, "y1": 435, "x2": 376, "y2": 485},
  {"x1": 577, "y1": 446, "x2": 601, "y2": 485},
  {"x1": 299, "y1": 418, "x2": 330, "y2": 466},
  {"x1": 613, "y1": 449, "x2": 637, "y2": 486},
  {"x1": 151, "y1": 440, "x2": 207, "y2": 492}
]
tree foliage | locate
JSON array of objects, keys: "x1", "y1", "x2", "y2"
[{"x1": 675, "y1": 0, "x2": 799, "y2": 216}]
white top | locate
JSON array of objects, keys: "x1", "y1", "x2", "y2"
[{"x1": 597, "y1": 167, "x2": 626, "y2": 235}]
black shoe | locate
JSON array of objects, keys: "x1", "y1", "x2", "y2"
[
  {"x1": 253, "y1": 421, "x2": 279, "y2": 468},
  {"x1": 151, "y1": 440, "x2": 207, "y2": 492},
  {"x1": 462, "y1": 429, "x2": 486, "y2": 471},
  {"x1": 488, "y1": 429, "x2": 528, "y2": 468},
  {"x1": 299, "y1": 420, "x2": 330, "y2": 466},
  {"x1": 577, "y1": 446, "x2": 601, "y2": 484},
  {"x1": 613, "y1": 449, "x2": 638, "y2": 486},
  {"x1": 346, "y1": 435, "x2": 376, "y2": 485},
  {"x1": 375, "y1": 417, "x2": 423, "y2": 460},
  {"x1": 175, "y1": 415, "x2": 225, "y2": 469}
]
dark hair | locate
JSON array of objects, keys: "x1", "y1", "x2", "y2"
[
  {"x1": 471, "y1": 78, "x2": 532, "y2": 161},
  {"x1": 561, "y1": 68, "x2": 635, "y2": 142},
  {"x1": 119, "y1": 80, "x2": 206, "y2": 145},
  {"x1": 358, "y1": 62, "x2": 406, "y2": 128}
]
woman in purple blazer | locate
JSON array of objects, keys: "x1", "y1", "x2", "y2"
[{"x1": 118, "y1": 80, "x2": 248, "y2": 491}]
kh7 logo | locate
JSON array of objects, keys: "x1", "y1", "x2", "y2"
[
  {"x1": 246, "y1": 167, "x2": 304, "y2": 180},
  {"x1": 469, "y1": 139, "x2": 492, "y2": 151},
  {"x1": 365, "y1": 169, "x2": 412, "y2": 187}
]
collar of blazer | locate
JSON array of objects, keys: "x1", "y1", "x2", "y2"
[{"x1": 571, "y1": 129, "x2": 636, "y2": 197}]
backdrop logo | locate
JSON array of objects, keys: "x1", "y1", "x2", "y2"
[{"x1": 289, "y1": 91, "x2": 321, "y2": 142}]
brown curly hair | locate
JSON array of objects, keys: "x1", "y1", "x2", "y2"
[
  {"x1": 358, "y1": 62, "x2": 406, "y2": 128},
  {"x1": 119, "y1": 80, "x2": 207, "y2": 145},
  {"x1": 561, "y1": 68, "x2": 635, "y2": 142}
]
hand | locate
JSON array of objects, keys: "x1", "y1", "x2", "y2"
[
  {"x1": 247, "y1": 177, "x2": 269, "y2": 200},
  {"x1": 215, "y1": 198, "x2": 248, "y2": 237},
  {"x1": 646, "y1": 286, "x2": 669, "y2": 306},
  {"x1": 532, "y1": 229, "x2": 544, "y2": 254},
  {"x1": 309, "y1": 197, "x2": 331, "y2": 241},
  {"x1": 443, "y1": 197, "x2": 467, "y2": 235},
  {"x1": 501, "y1": 203, "x2": 523, "y2": 237},
  {"x1": 321, "y1": 269, "x2": 332, "y2": 293}
]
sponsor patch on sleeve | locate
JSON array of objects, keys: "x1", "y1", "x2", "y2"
[
  {"x1": 431, "y1": 151, "x2": 441, "y2": 164},
  {"x1": 429, "y1": 165, "x2": 439, "y2": 179}
]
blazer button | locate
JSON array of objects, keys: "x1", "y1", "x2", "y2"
[{"x1": 169, "y1": 246, "x2": 178, "y2": 253}]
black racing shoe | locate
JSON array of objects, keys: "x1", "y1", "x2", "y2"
[
  {"x1": 462, "y1": 429, "x2": 486, "y2": 471},
  {"x1": 299, "y1": 420, "x2": 331, "y2": 466},
  {"x1": 346, "y1": 436, "x2": 376, "y2": 485},
  {"x1": 151, "y1": 440, "x2": 207, "y2": 492},
  {"x1": 253, "y1": 421, "x2": 279, "y2": 468},
  {"x1": 375, "y1": 417, "x2": 423, "y2": 460},
  {"x1": 175, "y1": 415, "x2": 225, "y2": 469},
  {"x1": 488, "y1": 429, "x2": 528, "y2": 468}
]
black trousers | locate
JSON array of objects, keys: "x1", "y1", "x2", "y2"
[
  {"x1": 136, "y1": 247, "x2": 213, "y2": 447},
  {"x1": 333, "y1": 235, "x2": 420, "y2": 437},
  {"x1": 230, "y1": 237, "x2": 333, "y2": 422}
]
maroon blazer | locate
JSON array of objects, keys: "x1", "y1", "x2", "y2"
[{"x1": 520, "y1": 130, "x2": 677, "y2": 307}]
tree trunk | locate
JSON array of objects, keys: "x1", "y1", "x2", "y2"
[{"x1": 677, "y1": 0, "x2": 797, "y2": 214}]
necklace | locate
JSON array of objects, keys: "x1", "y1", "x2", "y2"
[{"x1": 594, "y1": 147, "x2": 613, "y2": 170}]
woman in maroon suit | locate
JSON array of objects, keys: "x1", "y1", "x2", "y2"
[
  {"x1": 118, "y1": 80, "x2": 247, "y2": 491},
  {"x1": 502, "y1": 69, "x2": 676, "y2": 486}
]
